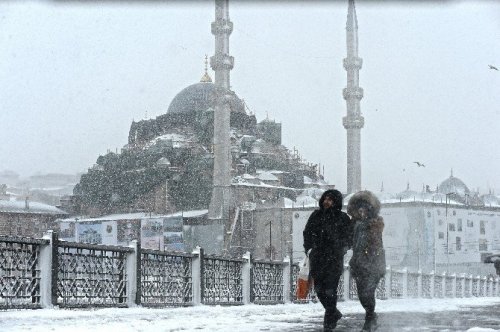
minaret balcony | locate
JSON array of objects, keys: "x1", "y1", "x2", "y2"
[
  {"x1": 211, "y1": 20, "x2": 234, "y2": 35},
  {"x1": 343, "y1": 57, "x2": 363, "y2": 70},
  {"x1": 210, "y1": 54, "x2": 235, "y2": 71},
  {"x1": 342, "y1": 115, "x2": 365, "y2": 129},
  {"x1": 343, "y1": 87, "x2": 364, "y2": 100}
]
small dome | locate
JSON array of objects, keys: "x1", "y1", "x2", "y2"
[
  {"x1": 481, "y1": 194, "x2": 500, "y2": 207},
  {"x1": 438, "y1": 173, "x2": 470, "y2": 196},
  {"x1": 167, "y1": 82, "x2": 245, "y2": 115}
]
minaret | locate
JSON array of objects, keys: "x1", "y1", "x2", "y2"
[
  {"x1": 342, "y1": 0, "x2": 364, "y2": 194},
  {"x1": 208, "y1": 0, "x2": 234, "y2": 226}
]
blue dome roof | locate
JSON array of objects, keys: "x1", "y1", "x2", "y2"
[
  {"x1": 167, "y1": 82, "x2": 245, "y2": 115},
  {"x1": 438, "y1": 175, "x2": 470, "y2": 196}
]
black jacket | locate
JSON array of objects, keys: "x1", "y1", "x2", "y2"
[{"x1": 303, "y1": 190, "x2": 353, "y2": 277}]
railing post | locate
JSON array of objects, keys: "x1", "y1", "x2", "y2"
[
  {"x1": 482, "y1": 276, "x2": 488, "y2": 297},
  {"x1": 342, "y1": 263, "x2": 350, "y2": 301},
  {"x1": 496, "y1": 278, "x2": 500, "y2": 296},
  {"x1": 469, "y1": 274, "x2": 473, "y2": 297},
  {"x1": 126, "y1": 240, "x2": 139, "y2": 306},
  {"x1": 242, "y1": 251, "x2": 251, "y2": 304},
  {"x1": 461, "y1": 274, "x2": 466, "y2": 298},
  {"x1": 402, "y1": 268, "x2": 408, "y2": 298},
  {"x1": 417, "y1": 269, "x2": 422, "y2": 298},
  {"x1": 282, "y1": 255, "x2": 291, "y2": 303},
  {"x1": 191, "y1": 246, "x2": 203, "y2": 305},
  {"x1": 441, "y1": 272, "x2": 446, "y2": 298},
  {"x1": 429, "y1": 271, "x2": 435, "y2": 298},
  {"x1": 384, "y1": 265, "x2": 392, "y2": 299},
  {"x1": 39, "y1": 230, "x2": 56, "y2": 308},
  {"x1": 451, "y1": 273, "x2": 456, "y2": 298}
]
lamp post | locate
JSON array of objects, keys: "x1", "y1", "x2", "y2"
[{"x1": 266, "y1": 220, "x2": 273, "y2": 260}]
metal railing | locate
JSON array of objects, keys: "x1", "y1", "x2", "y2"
[{"x1": 1, "y1": 231, "x2": 499, "y2": 310}]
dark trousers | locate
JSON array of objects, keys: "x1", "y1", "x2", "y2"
[
  {"x1": 312, "y1": 257, "x2": 343, "y2": 312},
  {"x1": 354, "y1": 275, "x2": 381, "y2": 316}
]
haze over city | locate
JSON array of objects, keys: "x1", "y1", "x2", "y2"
[{"x1": 0, "y1": 0, "x2": 498, "y2": 194}]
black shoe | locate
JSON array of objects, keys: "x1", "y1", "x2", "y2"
[
  {"x1": 324, "y1": 309, "x2": 342, "y2": 331},
  {"x1": 361, "y1": 313, "x2": 378, "y2": 332}
]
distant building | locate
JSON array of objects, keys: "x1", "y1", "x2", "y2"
[
  {"x1": 288, "y1": 172, "x2": 500, "y2": 276},
  {"x1": 0, "y1": 198, "x2": 67, "y2": 237}
]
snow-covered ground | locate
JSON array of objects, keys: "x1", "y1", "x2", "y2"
[{"x1": 1, "y1": 298, "x2": 500, "y2": 332}]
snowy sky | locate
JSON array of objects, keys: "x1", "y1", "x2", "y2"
[
  {"x1": 1, "y1": 298, "x2": 500, "y2": 332},
  {"x1": 0, "y1": 0, "x2": 499, "y2": 195}
]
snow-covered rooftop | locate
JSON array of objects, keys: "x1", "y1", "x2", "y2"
[
  {"x1": 0, "y1": 200, "x2": 67, "y2": 215},
  {"x1": 58, "y1": 210, "x2": 208, "y2": 222}
]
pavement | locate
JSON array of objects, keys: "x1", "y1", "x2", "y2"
[{"x1": 290, "y1": 303, "x2": 500, "y2": 332}]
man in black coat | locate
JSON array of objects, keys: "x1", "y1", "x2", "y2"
[{"x1": 303, "y1": 189, "x2": 353, "y2": 331}]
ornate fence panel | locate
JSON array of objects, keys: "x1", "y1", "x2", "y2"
[
  {"x1": 472, "y1": 277, "x2": 480, "y2": 297},
  {"x1": 0, "y1": 236, "x2": 48, "y2": 309},
  {"x1": 456, "y1": 276, "x2": 464, "y2": 298},
  {"x1": 337, "y1": 271, "x2": 346, "y2": 300},
  {"x1": 251, "y1": 260, "x2": 284, "y2": 304},
  {"x1": 390, "y1": 270, "x2": 404, "y2": 298},
  {"x1": 202, "y1": 255, "x2": 243, "y2": 305},
  {"x1": 407, "y1": 272, "x2": 419, "y2": 298},
  {"x1": 349, "y1": 274, "x2": 358, "y2": 300},
  {"x1": 141, "y1": 250, "x2": 193, "y2": 307},
  {"x1": 375, "y1": 275, "x2": 387, "y2": 299},
  {"x1": 480, "y1": 277, "x2": 486, "y2": 297},
  {"x1": 57, "y1": 241, "x2": 132, "y2": 307},
  {"x1": 421, "y1": 274, "x2": 432, "y2": 298},
  {"x1": 434, "y1": 275, "x2": 444, "y2": 298},
  {"x1": 465, "y1": 275, "x2": 472, "y2": 297}
]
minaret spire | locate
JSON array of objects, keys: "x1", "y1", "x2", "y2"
[
  {"x1": 208, "y1": 0, "x2": 234, "y2": 244},
  {"x1": 343, "y1": 0, "x2": 364, "y2": 194},
  {"x1": 200, "y1": 55, "x2": 213, "y2": 83}
]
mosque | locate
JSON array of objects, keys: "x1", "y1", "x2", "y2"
[{"x1": 65, "y1": 0, "x2": 499, "y2": 275}]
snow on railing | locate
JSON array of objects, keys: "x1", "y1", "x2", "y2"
[{"x1": 0, "y1": 231, "x2": 499, "y2": 310}]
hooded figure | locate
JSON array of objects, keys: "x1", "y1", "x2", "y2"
[
  {"x1": 303, "y1": 189, "x2": 353, "y2": 331},
  {"x1": 347, "y1": 190, "x2": 386, "y2": 332}
]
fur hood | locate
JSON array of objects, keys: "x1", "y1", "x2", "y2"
[
  {"x1": 318, "y1": 189, "x2": 343, "y2": 211},
  {"x1": 347, "y1": 190, "x2": 381, "y2": 220}
]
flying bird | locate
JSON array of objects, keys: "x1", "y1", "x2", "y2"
[
  {"x1": 489, "y1": 65, "x2": 498, "y2": 71},
  {"x1": 413, "y1": 161, "x2": 425, "y2": 167}
]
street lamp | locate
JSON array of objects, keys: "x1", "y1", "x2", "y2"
[{"x1": 266, "y1": 220, "x2": 272, "y2": 260}]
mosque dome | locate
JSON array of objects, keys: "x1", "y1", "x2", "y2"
[
  {"x1": 438, "y1": 172, "x2": 470, "y2": 197},
  {"x1": 167, "y1": 82, "x2": 246, "y2": 115}
]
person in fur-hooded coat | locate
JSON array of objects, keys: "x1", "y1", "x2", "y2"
[
  {"x1": 303, "y1": 189, "x2": 353, "y2": 331},
  {"x1": 347, "y1": 190, "x2": 386, "y2": 332}
]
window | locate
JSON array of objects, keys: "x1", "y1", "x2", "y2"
[
  {"x1": 427, "y1": 211, "x2": 431, "y2": 218},
  {"x1": 438, "y1": 219, "x2": 443, "y2": 226},
  {"x1": 438, "y1": 232, "x2": 444, "y2": 239},
  {"x1": 448, "y1": 223, "x2": 455, "y2": 231},
  {"x1": 437, "y1": 210, "x2": 441, "y2": 216},
  {"x1": 480, "y1": 220, "x2": 486, "y2": 235},
  {"x1": 467, "y1": 219, "x2": 473, "y2": 227},
  {"x1": 479, "y1": 239, "x2": 488, "y2": 251},
  {"x1": 457, "y1": 219, "x2": 462, "y2": 231},
  {"x1": 452, "y1": 210, "x2": 456, "y2": 216},
  {"x1": 456, "y1": 237, "x2": 461, "y2": 251}
]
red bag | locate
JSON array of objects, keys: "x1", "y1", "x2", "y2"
[{"x1": 296, "y1": 253, "x2": 312, "y2": 299}]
